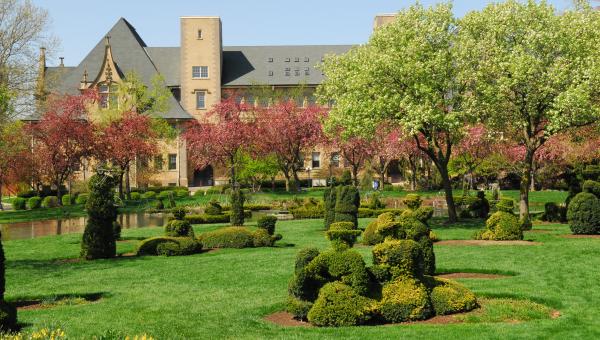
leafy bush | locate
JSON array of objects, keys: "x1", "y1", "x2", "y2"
[
  {"x1": 372, "y1": 240, "x2": 424, "y2": 278},
  {"x1": 157, "y1": 191, "x2": 173, "y2": 200},
  {"x1": 377, "y1": 277, "x2": 432, "y2": 323},
  {"x1": 41, "y1": 196, "x2": 59, "y2": 208},
  {"x1": 467, "y1": 191, "x2": 490, "y2": 218},
  {"x1": 61, "y1": 194, "x2": 75, "y2": 206},
  {"x1": 367, "y1": 192, "x2": 386, "y2": 210},
  {"x1": 81, "y1": 174, "x2": 119, "y2": 260},
  {"x1": 185, "y1": 214, "x2": 230, "y2": 224},
  {"x1": 403, "y1": 194, "x2": 422, "y2": 210},
  {"x1": 164, "y1": 220, "x2": 195, "y2": 238},
  {"x1": 205, "y1": 200, "x2": 223, "y2": 215},
  {"x1": 475, "y1": 211, "x2": 523, "y2": 240},
  {"x1": 11, "y1": 198, "x2": 26, "y2": 210},
  {"x1": 303, "y1": 249, "x2": 371, "y2": 297},
  {"x1": 171, "y1": 207, "x2": 187, "y2": 220},
  {"x1": 0, "y1": 301, "x2": 17, "y2": 331},
  {"x1": 230, "y1": 189, "x2": 245, "y2": 226},
  {"x1": 291, "y1": 207, "x2": 325, "y2": 219},
  {"x1": 257, "y1": 215, "x2": 277, "y2": 235},
  {"x1": 130, "y1": 192, "x2": 141, "y2": 201},
  {"x1": 142, "y1": 191, "x2": 156, "y2": 199},
  {"x1": 324, "y1": 187, "x2": 337, "y2": 229},
  {"x1": 252, "y1": 228, "x2": 279, "y2": 247},
  {"x1": 307, "y1": 282, "x2": 373, "y2": 327},
  {"x1": 176, "y1": 189, "x2": 190, "y2": 198},
  {"x1": 363, "y1": 220, "x2": 384, "y2": 245},
  {"x1": 583, "y1": 180, "x2": 600, "y2": 198},
  {"x1": 334, "y1": 186, "x2": 360, "y2": 227},
  {"x1": 567, "y1": 192, "x2": 600, "y2": 235},
  {"x1": 27, "y1": 196, "x2": 42, "y2": 210},
  {"x1": 542, "y1": 202, "x2": 565, "y2": 222},
  {"x1": 326, "y1": 222, "x2": 362, "y2": 249},
  {"x1": 287, "y1": 297, "x2": 313, "y2": 321},
  {"x1": 198, "y1": 227, "x2": 278, "y2": 248},
  {"x1": 428, "y1": 277, "x2": 478, "y2": 315},
  {"x1": 495, "y1": 198, "x2": 515, "y2": 213},
  {"x1": 294, "y1": 248, "x2": 320, "y2": 274},
  {"x1": 136, "y1": 236, "x2": 201, "y2": 256},
  {"x1": 75, "y1": 194, "x2": 88, "y2": 205},
  {"x1": 154, "y1": 200, "x2": 164, "y2": 210}
]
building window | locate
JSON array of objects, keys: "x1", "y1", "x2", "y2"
[
  {"x1": 98, "y1": 83, "x2": 118, "y2": 109},
  {"x1": 192, "y1": 66, "x2": 209, "y2": 79},
  {"x1": 197, "y1": 29, "x2": 203, "y2": 39},
  {"x1": 196, "y1": 91, "x2": 206, "y2": 109},
  {"x1": 268, "y1": 57, "x2": 273, "y2": 62},
  {"x1": 295, "y1": 68, "x2": 300, "y2": 76},
  {"x1": 154, "y1": 155, "x2": 163, "y2": 170},
  {"x1": 330, "y1": 152, "x2": 340, "y2": 167},
  {"x1": 305, "y1": 67, "x2": 310, "y2": 76},
  {"x1": 168, "y1": 154, "x2": 177, "y2": 170},
  {"x1": 285, "y1": 68, "x2": 291, "y2": 76},
  {"x1": 312, "y1": 152, "x2": 321, "y2": 168},
  {"x1": 295, "y1": 57, "x2": 300, "y2": 62},
  {"x1": 285, "y1": 57, "x2": 290, "y2": 62},
  {"x1": 268, "y1": 70, "x2": 273, "y2": 76},
  {"x1": 304, "y1": 57, "x2": 310, "y2": 62}
]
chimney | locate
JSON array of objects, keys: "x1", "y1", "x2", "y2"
[{"x1": 35, "y1": 47, "x2": 47, "y2": 101}]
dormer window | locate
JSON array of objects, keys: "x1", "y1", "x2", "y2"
[{"x1": 98, "y1": 83, "x2": 118, "y2": 109}]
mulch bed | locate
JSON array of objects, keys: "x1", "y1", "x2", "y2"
[
  {"x1": 435, "y1": 240, "x2": 542, "y2": 246},
  {"x1": 436, "y1": 272, "x2": 510, "y2": 279},
  {"x1": 560, "y1": 234, "x2": 600, "y2": 239}
]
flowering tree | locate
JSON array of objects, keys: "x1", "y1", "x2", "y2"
[
  {"x1": 30, "y1": 93, "x2": 96, "y2": 204},
  {"x1": 450, "y1": 125, "x2": 498, "y2": 191},
  {"x1": 369, "y1": 124, "x2": 402, "y2": 187},
  {"x1": 459, "y1": 1, "x2": 600, "y2": 218},
  {"x1": 256, "y1": 102, "x2": 324, "y2": 192},
  {"x1": 183, "y1": 98, "x2": 255, "y2": 185},
  {"x1": 0, "y1": 121, "x2": 30, "y2": 210},
  {"x1": 333, "y1": 135, "x2": 375, "y2": 187},
  {"x1": 96, "y1": 112, "x2": 157, "y2": 199}
]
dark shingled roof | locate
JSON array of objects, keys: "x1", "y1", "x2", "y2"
[
  {"x1": 49, "y1": 18, "x2": 192, "y2": 120},
  {"x1": 146, "y1": 47, "x2": 180, "y2": 87}
]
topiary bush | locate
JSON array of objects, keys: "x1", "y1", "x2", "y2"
[
  {"x1": 176, "y1": 189, "x2": 190, "y2": 198},
  {"x1": 257, "y1": 215, "x2": 277, "y2": 235},
  {"x1": 75, "y1": 194, "x2": 88, "y2": 205},
  {"x1": 567, "y1": 192, "x2": 600, "y2": 235},
  {"x1": 326, "y1": 222, "x2": 362, "y2": 249},
  {"x1": 198, "y1": 226, "x2": 281, "y2": 249},
  {"x1": 403, "y1": 194, "x2": 422, "y2": 210},
  {"x1": 376, "y1": 277, "x2": 432, "y2": 323},
  {"x1": 333, "y1": 186, "x2": 360, "y2": 227},
  {"x1": 495, "y1": 198, "x2": 515, "y2": 213},
  {"x1": 372, "y1": 239, "x2": 424, "y2": 279},
  {"x1": 469, "y1": 191, "x2": 490, "y2": 218},
  {"x1": 142, "y1": 191, "x2": 156, "y2": 199},
  {"x1": 41, "y1": 196, "x2": 59, "y2": 208},
  {"x1": 307, "y1": 282, "x2": 374, "y2": 327},
  {"x1": 294, "y1": 247, "x2": 320, "y2": 274},
  {"x1": 11, "y1": 198, "x2": 26, "y2": 210},
  {"x1": 164, "y1": 220, "x2": 195, "y2": 238},
  {"x1": 130, "y1": 192, "x2": 141, "y2": 201},
  {"x1": 475, "y1": 211, "x2": 523, "y2": 240},
  {"x1": 362, "y1": 220, "x2": 385, "y2": 245},
  {"x1": 230, "y1": 188, "x2": 245, "y2": 226},
  {"x1": 324, "y1": 187, "x2": 337, "y2": 230},
  {"x1": 61, "y1": 194, "x2": 75, "y2": 206},
  {"x1": 583, "y1": 180, "x2": 600, "y2": 198},
  {"x1": 185, "y1": 214, "x2": 230, "y2": 224},
  {"x1": 136, "y1": 236, "x2": 202, "y2": 256},
  {"x1": 154, "y1": 200, "x2": 164, "y2": 210},
  {"x1": 205, "y1": 200, "x2": 223, "y2": 215},
  {"x1": 80, "y1": 173, "x2": 119, "y2": 260},
  {"x1": 27, "y1": 196, "x2": 42, "y2": 210},
  {"x1": 542, "y1": 202, "x2": 565, "y2": 223},
  {"x1": 428, "y1": 277, "x2": 478, "y2": 315}
]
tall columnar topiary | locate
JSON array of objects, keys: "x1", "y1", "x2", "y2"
[
  {"x1": 230, "y1": 188, "x2": 245, "y2": 226},
  {"x1": 333, "y1": 186, "x2": 360, "y2": 228},
  {"x1": 81, "y1": 173, "x2": 119, "y2": 260},
  {"x1": 323, "y1": 187, "x2": 337, "y2": 230},
  {"x1": 0, "y1": 232, "x2": 17, "y2": 330}
]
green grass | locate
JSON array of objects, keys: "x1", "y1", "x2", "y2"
[{"x1": 4, "y1": 217, "x2": 599, "y2": 339}]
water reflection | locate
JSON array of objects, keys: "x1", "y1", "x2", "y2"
[{"x1": 1, "y1": 213, "x2": 168, "y2": 241}]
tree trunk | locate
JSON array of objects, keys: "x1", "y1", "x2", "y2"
[
  {"x1": 118, "y1": 172, "x2": 125, "y2": 200},
  {"x1": 0, "y1": 183, "x2": 4, "y2": 211},
  {"x1": 530, "y1": 164, "x2": 536, "y2": 192},
  {"x1": 520, "y1": 149, "x2": 535, "y2": 219},
  {"x1": 438, "y1": 166, "x2": 458, "y2": 223},
  {"x1": 352, "y1": 166, "x2": 359, "y2": 187},
  {"x1": 282, "y1": 171, "x2": 291, "y2": 192},
  {"x1": 56, "y1": 178, "x2": 63, "y2": 206},
  {"x1": 292, "y1": 170, "x2": 301, "y2": 191},
  {"x1": 409, "y1": 157, "x2": 417, "y2": 191}
]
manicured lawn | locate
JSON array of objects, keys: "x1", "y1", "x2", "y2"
[{"x1": 5, "y1": 217, "x2": 599, "y2": 338}]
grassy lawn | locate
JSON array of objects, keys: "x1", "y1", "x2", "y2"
[{"x1": 5, "y1": 217, "x2": 599, "y2": 339}]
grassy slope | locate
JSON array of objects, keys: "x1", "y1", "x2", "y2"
[{"x1": 5, "y1": 218, "x2": 600, "y2": 339}]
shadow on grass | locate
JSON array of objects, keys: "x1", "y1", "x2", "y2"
[
  {"x1": 12, "y1": 292, "x2": 108, "y2": 308},
  {"x1": 436, "y1": 268, "x2": 519, "y2": 276},
  {"x1": 6, "y1": 255, "x2": 147, "y2": 272},
  {"x1": 430, "y1": 217, "x2": 486, "y2": 230}
]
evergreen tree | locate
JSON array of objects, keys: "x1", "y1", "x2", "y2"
[
  {"x1": 230, "y1": 188, "x2": 245, "y2": 226},
  {"x1": 81, "y1": 173, "x2": 119, "y2": 259}
]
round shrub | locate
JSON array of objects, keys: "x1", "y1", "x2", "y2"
[
  {"x1": 294, "y1": 247, "x2": 320, "y2": 274},
  {"x1": 11, "y1": 198, "x2": 26, "y2": 210},
  {"x1": 142, "y1": 191, "x2": 156, "y2": 199},
  {"x1": 157, "y1": 190, "x2": 174, "y2": 200},
  {"x1": 429, "y1": 277, "x2": 478, "y2": 315},
  {"x1": 307, "y1": 282, "x2": 373, "y2": 327},
  {"x1": 198, "y1": 227, "x2": 255, "y2": 248},
  {"x1": 306, "y1": 249, "x2": 371, "y2": 296},
  {"x1": 164, "y1": 220, "x2": 195, "y2": 238},
  {"x1": 362, "y1": 220, "x2": 384, "y2": 245},
  {"x1": 61, "y1": 194, "x2": 75, "y2": 206},
  {"x1": 75, "y1": 194, "x2": 88, "y2": 205},
  {"x1": 27, "y1": 196, "x2": 42, "y2": 210},
  {"x1": 130, "y1": 192, "x2": 141, "y2": 201},
  {"x1": 372, "y1": 240, "x2": 424, "y2": 279},
  {"x1": 257, "y1": 215, "x2": 277, "y2": 235},
  {"x1": 377, "y1": 277, "x2": 432, "y2": 323},
  {"x1": 41, "y1": 196, "x2": 59, "y2": 208},
  {"x1": 567, "y1": 192, "x2": 600, "y2": 235},
  {"x1": 475, "y1": 211, "x2": 523, "y2": 241},
  {"x1": 136, "y1": 236, "x2": 201, "y2": 256}
]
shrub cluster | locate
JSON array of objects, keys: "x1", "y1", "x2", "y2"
[
  {"x1": 540, "y1": 202, "x2": 567, "y2": 223},
  {"x1": 27, "y1": 196, "x2": 42, "y2": 209},
  {"x1": 475, "y1": 210, "x2": 523, "y2": 241},
  {"x1": 205, "y1": 200, "x2": 223, "y2": 215},
  {"x1": 75, "y1": 194, "x2": 88, "y2": 205},
  {"x1": 198, "y1": 227, "x2": 281, "y2": 249},
  {"x1": 457, "y1": 191, "x2": 490, "y2": 219},
  {"x1": 257, "y1": 215, "x2": 277, "y2": 235},
  {"x1": 136, "y1": 236, "x2": 202, "y2": 256},
  {"x1": 41, "y1": 196, "x2": 59, "y2": 208},
  {"x1": 11, "y1": 198, "x2": 26, "y2": 210},
  {"x1": 61, "y1": 194, "x2": 76, "y2": 206}
]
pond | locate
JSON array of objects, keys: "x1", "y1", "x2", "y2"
[{"x1": 0, "y1": 210, "x2": 276, "y2": 241}]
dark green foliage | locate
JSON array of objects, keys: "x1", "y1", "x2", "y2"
[
  {"x1": 326, "y1": 222, "x2": 362, "y2": 249},
  {"x1": 113, "y1": 221, "x2": 122, "y2": 240},
  {"x1": 583, "y1": 180, "x2": 600, "y2": 198},
  {"x1": 307, "y1": 282, "x2": 373, "y2": 327},
  {"x1": 27, "y1": 196, "x2": 42, "y2": 209},
  {"x1": 176, "y1": 189, "x2": 190, "y2": 198},
  {"x1": 257, "y1": 215, "x2": 277, "y2": 235},
  {"x1": 403, "y1": 194, "x2": 422, "y2": 210},
  {"x1": 306, "y1": 249, "x2": 371, "y2": 296},
  {"x1": 41, "y1": 196, "x2": 59, "y2": 208},
  {"x1": 171, "y1": 207, "x2": 188, "y2": 221},
  {"x1": 0, "y1": 301, "x2": 17, "y2": 331},
  {"x1": 583, "y1": 165, "x2": 600, "y2": 181},
  {"x1": 372, "y1": 240, "x2": 424, "y2": 279},
  {"x1": 154, "y1": 200, "x2": 164, "y2": 210},
  {"x1": 567, "y1": 192, "x2": 600, "y2": 235},
  {"x1": 165, "y1": 220, "x2": 195, "y2": 238},
  {"x1": 205, "y1": 200, "x2": 223, "y2": 215},
  {"x1": 475, "y1": 211, "x2": 523, "y2": 240},
  {"x1": 61, "y1": 194, "x2": 75, "y2": 206},
  {"x1": 198, "y1": 227, "x2": 279, "y2": 248},
  {"x1": 467, "y1": 191, "x2": 490, "y2": 218},
  {"x1": 11, "y1": 198, "x2": 26, "y2": 210},
  {"x1": 542, "y1": 202, "x2": 565, "y2": 222},
  {"x1": 334, "y1": 186, "x2": 360, "y2": 227},
  {"x1": 323, "y1": 187, "x2": 337, "y2": 229},
  {"x1": 185, "y1": 214, "x2": 230, "y2": 224},
  {"x1": 339, "y1": 170, "x2": 352, "y2": 185},
  {"x1": 75, "y1": 194, "x2": 88, "y2": 205},
  {"x1": 377, "y1": 277, "x2": 432, "y2": 323},
  {"x1": 136, "y1": 236, "x2": 201, "y2": 256},
  {"x1": 410, "y1": 207, "x2": 434, "y2": 224},
  {"x1": 157, "y1": 190, "x2": 174, "y2": 200},
  {"x1": 295, "y1": 248, "x2": 320, "y2": 274},
  {"x1": 252, "y1": 228, "x2": 277, "y2": 247},
  {"x1": 287, "y1": 297, "x2": 313, "y2": 321},
  {"x1": 368, "y1": 192, "x2": 386, "y2": 209},
  {"x1": 362, "y1": 220, "x2": 384, "y2": 245},
  {"x1": 495, "y1": 198, "x2": 515, "y2": 213},
  {"x1": 81, "y1": 174, "x2": 119, "y2": 260},
  {"x1": 367, "y1": 265, "x2": 392, "y2": 285},
  {"x1": 230, "y1": 188, "x2": 245, "y2": 226}
]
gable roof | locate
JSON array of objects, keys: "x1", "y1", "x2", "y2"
[{"x1": 49, "y1": 18, "x2": 192, "y2": 120}]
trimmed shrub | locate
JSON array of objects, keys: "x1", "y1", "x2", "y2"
[
  {"x1": 11, "y1": 198, "x2": 26, "y2": 210},
  {"x1": 377, "y1": 277, "x2": 432, "y2": 323},
  {"x1": 403, "y1": 194, "x2": 422, "y2": 210},
  {"x1": 75, "y1": 194, "x2": 88, "y2": 205},
  {"x1": 305, "y1": 249, "x2": 371, "y2": 297},
  {"x1": 61, "y1": 194, "x2": 75, "y2": 206},
  {"x1": 363, "y1": 220, "x2": 384, "y2": 245},
  {"x1": 164, "y1": 220, "x2": 195, "y2": 238},
  {"x1": 428, "y1": 277, "x2": 478, "y2": 315},
  {"x1": 291, "y1": 207, "x2": 325, "y2": 219},
  {"x1": 495, "y1": 198, "x2": 515, "y2": 213},
  {"x1": 287, "y1": 297, "x2": 313, "y2": 321},
  {"x1": 194, "y1": 189, "x2": 205, "y2": 197},
  {"x1": 205, "y1": 200, "x2": 223, "y2": 215},
  {"x1": 27, "y1": 196, "x2": 42, "y2": 210},
  {"x1": 154, "y1": 200, "x2": 164, "y2": 210},
  {"x1": 567, "y1": 192, "x2": 600, "y2": 235},
  {"x1": 113, "y1": 221, "x2": 122, "y2": 240},
  {"x1": 157, "y1": 190, "x2": 173, "y2": 200},
  {"x1": 326, "y1": 222, "x2": 362, "y2": 249},
  {"x1": 334, "y1": 186, "x2": 360, "y2": 227},
  {"x1": 367, "y1": 192, "x2": 386, "y2": 210},
  {"x1": 198, "y1": 227, "x2": 255, "y2": 248},
  {"x1": 176, "y1": 189, "x2": 190, "y2": 198},
  {"x1": 372, "y1": 239, "x2": 424, "y2": 279},
  {"x1": 41, "y1": 196, "x2": 59, "y2": 208},
  {"x1": 142, "y1": 191, "x2": 156, "y2": 199},
  {"x1": 257, "y1": 215, "x2": 277, "y2": 235},
  {"x1": 171, "y1": 207, "x2": 188, "y2": 220},
  {"x1": 468, "y1": 191, "x2": 490, "y2": 218},
  {"x1": 136, "y1": 236, "x2": 201, "y2": 256},
  {"x1": 81, "y1": 174, "x2": 119, "y2": 260},
  {"x1": 583, "y1": 180, "x2": 600, "y2": 198},
  {"x1": 185, "y1": 214, "x2": 230, "y2": 224},
  {"x1": 324, "y1": 187, "x2": 337, "y2": 229},
  {"x1": 230, "y1": 188, "x2": 245, "y2": 226},
  {"x1": 475, "y1": 211, "x2": 523, "y2": 241},
  {"x1": 542, "y1": 202, "x2": 563, "y2": 222},
  {"x1": 252, "y1": 228, "x2": 276, "y2": 247},
  {"x1": 408, "y1": 206, "x2": 434, "y2": 224},
  {"x1": 307, "y1": 282, "x2": 373, "y2": 327},
  {"x1": 294, "y1": 248, "x2": 320, "y2": 274},
  {"x1": 130, "y1": 192, "x2": 141, "y2": 201}
]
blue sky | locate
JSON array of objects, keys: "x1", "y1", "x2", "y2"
[{"x1": 34, "y1": 0, "x2": 573, "y2": 66}]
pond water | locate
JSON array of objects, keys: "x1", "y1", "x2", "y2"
[{"x1": 0, "y1": 210, "x2": 276, "y2": 241}]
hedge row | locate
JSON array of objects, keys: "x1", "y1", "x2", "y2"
[{"x1": 291, "y1": 207, "x2": 405, "y2": 219}]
